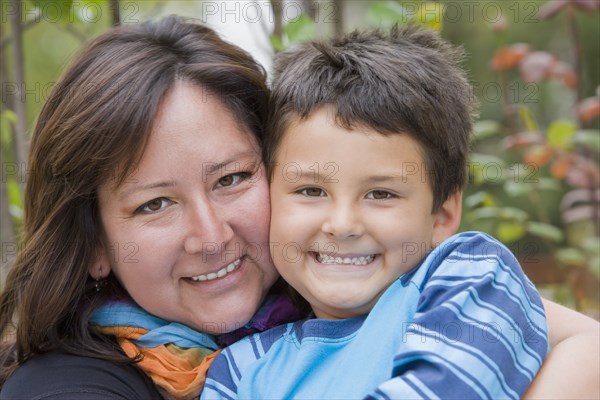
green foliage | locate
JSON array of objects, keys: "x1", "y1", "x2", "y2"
[
  {"x1": 271, "y1": 15, "x2": 316, "y2": 52},
  {"x1": 0, "y1": 110, "x2": 23, "y2": 223},
  {"x1": 368, "y1": 1, "x2": 443, "y2": 31},
  {"x1": 547, "y1": 120, "x2": 576, "y2": 150},
  {"x1": 462, "y1": 0, "x2": 600, "y2": 311}
]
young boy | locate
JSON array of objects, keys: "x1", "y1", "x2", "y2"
[{"x1": 201, "y1": 26, "x2": 548, "y2": 399}]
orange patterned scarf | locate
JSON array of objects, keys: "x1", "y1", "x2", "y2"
[
  {"x1": 96, "y1": 326, "x2": 219, "y2": 399},
  {"x1": 91, "y1": 301, "x2": 221, "y2": 399},
  {"x1": 91, "y1": 296, "x2": 306, "y2": 399}
]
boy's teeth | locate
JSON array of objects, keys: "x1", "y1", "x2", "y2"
[
  {"x1": 317, "y1": 254, "x2": 374, "y2": 265},
  {"x1": 191, "y1": 259, "x2": 241, "y2": 281}
]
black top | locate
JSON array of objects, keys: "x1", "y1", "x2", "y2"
[{"x1": 0, "y1": 352, "x2": 163, "y2": 399}]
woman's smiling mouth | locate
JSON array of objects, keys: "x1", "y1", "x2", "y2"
[{"x1": 190, "y1": 258, "x2": 242, "y2": 281}]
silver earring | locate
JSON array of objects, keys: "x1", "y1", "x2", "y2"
[
  {"x1": 95, "y1": 278, "x2": 107, "y2": 292},
  {"x1": 95, "y1": 266, "x2": 107, "y2": 292}
]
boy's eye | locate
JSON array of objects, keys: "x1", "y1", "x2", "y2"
[
  {"x1": 136, "y1": 197, "x2": 173, "y2": 214},
  {"x1": 216, "y1": 172, "x2": 251, "y2": 188},
  {"x1": 366, "y1": 190, "x2": 394, "y2": 200},
  {"x1": 299, "y1": 187, "x2": 326, "y2": 197}
]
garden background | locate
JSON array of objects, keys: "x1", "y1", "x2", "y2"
[{"x1": 1, "y1": 0, "x2": 599, "y2": 317}]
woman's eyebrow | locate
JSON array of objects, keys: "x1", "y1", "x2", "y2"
[
  {"x1": 202, "y1": 151, "x2": 261, "y2": 174},
  {"x1": 118, "y1": 181, "x2": 176, "y2": 200}
]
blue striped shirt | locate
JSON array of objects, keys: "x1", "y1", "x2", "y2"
[{"x1": 201, "y1": 232, "x2": 548, "y2": 399}]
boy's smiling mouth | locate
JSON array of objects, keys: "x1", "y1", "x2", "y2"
[{"x1": 312, "y1": 252, "x2": 377, "y2": 266}]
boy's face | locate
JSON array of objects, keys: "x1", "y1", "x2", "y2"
[{"x1": 269, "y1": 106, "x2": 460, "y2": 320}]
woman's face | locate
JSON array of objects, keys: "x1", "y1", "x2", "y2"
[{"x1": 95, "y1": 81, "x2": 278, "y2": 334}]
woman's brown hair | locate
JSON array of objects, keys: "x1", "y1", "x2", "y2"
[{"x1": 0, "y1": 15, "x2": 269, "y2": 383}]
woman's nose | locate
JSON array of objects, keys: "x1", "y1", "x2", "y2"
[
  {"x1": 321, "y1": 201, "x2": 365, "y2": 240},
  {"x1": 183, "y1": 200, "x2": 234, "y2": 255}
]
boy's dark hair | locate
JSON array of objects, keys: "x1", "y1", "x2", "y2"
[{"x1": 265, "y1": 25, "x2": 477, "y2": 212}]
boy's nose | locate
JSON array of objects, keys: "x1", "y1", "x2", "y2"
[
  {"x1": 183, "y1": 200, "x2": 234, "y2": 255},
  {"x1": 321, "y1": 202, "x2": 365, "y2": 240}
]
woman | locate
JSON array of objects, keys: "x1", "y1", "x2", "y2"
[{"x1": 0, "y1": 16, "x2": 597, "y2": 399}]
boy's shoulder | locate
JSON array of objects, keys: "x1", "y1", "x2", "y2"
[
  {"x1": 204, "y1": 321, "x2": 296, "y2": 395},
  {"x1": 405, "y1": 231, "x2": 525, "y2": 288},
  {"x1": 213, "y1": 321, "x2": 293, "y2": 368}
]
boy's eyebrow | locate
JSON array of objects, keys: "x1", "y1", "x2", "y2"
[
  {"x1": 365, "y1": 174, "x2": 408, "y2": 182},
  {"x1": 295, "y1": 169, "x2": 410, "y2": 183}
]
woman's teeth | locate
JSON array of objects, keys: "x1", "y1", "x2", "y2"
[
  {"x1": 317, "y1": 254, "x2": 375, "y2": 265},
  {"x1": 191, "y1": 259, "x2": 241, "y2": 281}
]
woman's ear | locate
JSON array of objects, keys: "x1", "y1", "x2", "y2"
[
  {"x1": 431, "y1": 191, "x2": 463, "y2": 246},
  {"x1": 89, "y1": 246, "x2": 111, "y2": 280}
]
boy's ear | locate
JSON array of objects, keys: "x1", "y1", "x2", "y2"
[
  {"x1": 89, "y1": 245, "x2": 112, "y2": 280},
  {"x1": 431, "y1": 191, "x2": 463, "y2": 246}
]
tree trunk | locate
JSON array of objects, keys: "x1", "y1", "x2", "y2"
[
  {"x1": 271, "y1": 0, "x2": 283, "y2": 42},
  {"x1": 8, "y1": 0, "x2": 28, "y2": 179},
  {"x1": 109, "y1": 0, "x2": 121, "y2": 26}
]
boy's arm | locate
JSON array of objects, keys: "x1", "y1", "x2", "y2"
[
  {"x1": 523, "y1": 299, "x2": 600, "y2": 399},
  {"x1": 366, "y1": 232, "x2": 548, "y2": 400},
  {"x1": 201, "y1": 347, "x2": 242, "y2": 399}
]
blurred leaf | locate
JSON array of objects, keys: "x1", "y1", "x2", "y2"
[
  {"x1": 571, "y1": 130, "x2": 600, "y2": 152},
  {"x1": 284, "y1": 15, "x2": 316, "y2": 44},
  {"x1": 469, "y1": 153, "x2": 506, "y2": 166},
  {"x1": 491, "y1": 44, "x2": 529, "y2": 71},
  {"x1": 499, "y1": 207, "x2": 530, "y2": 221},
  {"x1": 7, "y1": 178, "x2": 23, "y2": 212},
  {"x1": 503, "y1": 180, "x2": 530, "y2": 197},
  {"x1": 367, "y1": 1, "x2": 409, "y2": 27},
  {"x1": 416, "y1": 2, "x2": 443, "y2": 31},
  {"x1": 473, "y1": 120, "x2": 502, "y2": 141},
  {"x1": 464, "y1": 191, "x2": 495, "y2": 209},
  {"x1": 577, "y1": 98, "x2": 600, "y2": 123},
  {"x1": 270, "y1": 35, "x2": 285, "y2": 52},
  {"x1": 0, "y1": 110, "x2": 17, "y2": 146},
  {"x1": 518, "y1": 106, "x2": 539, "y2": 132},
  {"x1": 589, "y1": 255, "x2": 600, "y2": 280},
  {"x1": 547, "y1": 120, "x2": 576, "y2": 149},
  {"x1": 565, "y1": 220, "x2": 597, "y2": 247},
  {"x1": 525, "y1": 221, "x2": 564, "y2": 242},
  {"x1": 504, "y1": 178, "x2": 561, "y2": 197},
  {"x1": 367, "y1": 1, "x2": 442, "y2": 30},
  {"x1": 555, "y1": 247, "x2": 586, "y2": 266},
  {"x1": 507, "y1": 163, "x2": 542, "y2": 184},
  {"x1": 536, "y1": 177, "x2": 563, "y2": 191},
  {"x1": 503, "y1": 132, "x2": 544, "y2": 149},
  {"x1": 468, "y1": 153, "x2": 506, "y2": 185},
  {"x1": 582, "y1": 237, "x2": 600, "y2": 256},
  {"x1": 28, "y1": 0, "x2": 74, "y2": 23},
  {"x1": 497, "y1": 222, "x2": 526, "y2": 243},
  {"x1": 471, "y1": 206, "x2": 529, "y2": 222}
]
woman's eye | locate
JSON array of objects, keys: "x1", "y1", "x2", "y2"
[
  {"x1": 136, "y1": 197, "x2": 172, "y2": 214},
  {"x1": 216, "y1": 172, "x2": 251, "y2": 188},
  {"x1": 300, "y1": 187, "x2": 326, "y2": 197},
  {"x1": 367, "y1": 190, "x2": 394, "y2": 200}
]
